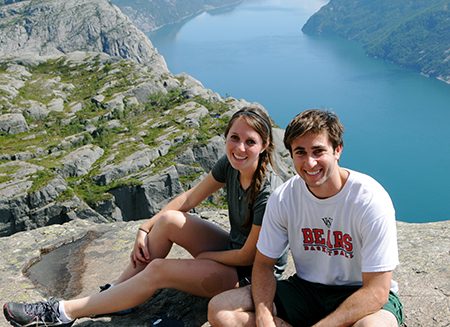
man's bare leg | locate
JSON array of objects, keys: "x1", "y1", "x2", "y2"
[
  {"x1": 352, "y1": 309, "x2": 398, "y2": 327},
  {"x1": 208, "y1": 285, "x2": 291, "y2": 327}
]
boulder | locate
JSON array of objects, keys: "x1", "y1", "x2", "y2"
[
  {"x1": 23, "y1": 100, "x2": 50, "y2": 120},
  {"x1": 0, "y1": 171, "x2": 110, "y2": 236},
  {"x1": 176, "y1": 73, "x2": 221, "y2": 101},
  {"x1": 47, "y1": 98, "x2": 64, "y2": 112},
  {"x1": 110, "y1": 166, "x2": 184, "y2": 221},
  {"x1": 192, "y1": 136, "x2": 225, "y2": 172},
  {"x1": 0, "y1": 113, "x2": 29, "y2": 134},
  {"x1": 95, "y1": 147, "x2": 160, "y2": 186},
  {"x1": 174, "y1": 101, "x2": 209, "y2": 129},
  {"x1": 59, "y1": 145, "x2": 104, "y2": 178}
]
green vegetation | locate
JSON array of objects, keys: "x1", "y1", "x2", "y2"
[
  {"x1": 0, "y1": 163, "x2": 20, "y2": 175},
  {"x1": 302, "y1": 0, "x2": 450, "y2": 81},
  {"x1": 16, "y1": 78, "x2": 55, "y2": 105},
  {"x1": 72, "y1": 176, "x2": 143, "y2": 206},
  {"x1": 1, "y1": 53, "x2": 233, "y2": 212},
  {"x1": 178, "y1": 169, "x2": 203, "y2": 186},
  {"x1": 29, "y1": 169, "x2": 56, "y2": 193},
  {"x1": 0, "y1": 163, "x2": 19, "y2": 184},
  {"x1": 145, "y1": 88, "x2": 186, "y2": 112},
  {"x1": 0, "y1": 131, "x2": 47, "y2": 154}
]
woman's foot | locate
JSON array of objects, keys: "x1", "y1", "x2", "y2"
[{"x1": 3, "y1": 298, "x2": 74, "y2": 327}]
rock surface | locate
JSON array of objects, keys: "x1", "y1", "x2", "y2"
[
  {"x1": 111, "y1": 0, "x2": 243, "y2": 33},
  {"x1": 0, "y1": 0, "x2": 167, "y2": 70},
  {"x1": 0, "y1": 113, "x2": 29, "y2": 134},
  {"x1": 0, "y1": 50, "x2": 293, "y2": 237},
  {"x1": 0, "y1": 216, "x2": 448, "y2": 327}
]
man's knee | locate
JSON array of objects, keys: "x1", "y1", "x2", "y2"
[
  {"x1": 208, "y1": 292, "x2": 234, "y2": 326},
  {"x1": 352, "y1": 309, "x2": 398, "y2": 327},
  {"x1": 208, "y1": 286, "x2": 253, "y2": 326}
]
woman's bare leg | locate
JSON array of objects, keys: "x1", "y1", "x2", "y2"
[
  {"x1": 62, "y1": 210, "x2": 235, "y2": 318},
  {"x1": 64, "y1": 258, "x2": 239, "y2": 319},
  {"x1": 114, "y1": 210, "x2": 230, "y2": 284}
]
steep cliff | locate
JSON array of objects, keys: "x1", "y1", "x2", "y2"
[
  {"x1": 302, "y1": 0, "x2": 450, "y2": 84},
  {"x1": 111, "y1": 0, "x2": 243, "y2": 33},
  {"x1": 0, "y1": 0, "x2": 167, "y2": 68},
  {"x1": 0, "y1": 0, "x2": 293, "y2": 237},
  {"x1": 0, "y1": 51, "x2": 292, "y2": 237}
]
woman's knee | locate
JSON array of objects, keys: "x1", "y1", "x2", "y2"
[
  {"x1": 153, "y1": 210, "x2": 185, "y2": 233},
  {"x1": 141, "y1": 258, "x2": 166, "y2": 283}
]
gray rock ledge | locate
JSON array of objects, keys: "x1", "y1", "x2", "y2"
[{"x1": 0, "y1": 217, "x2": 448, "y2": 327}]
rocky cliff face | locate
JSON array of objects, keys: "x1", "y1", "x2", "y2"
[
  {"x1": 0, "y1": 50, "x2": 293, "y2": 237},
  {"x1": 111, "y1": 0, "x2": 243, "y2": 33},
  {"x1": 0, "y1": 0, "x2": 167, "y2": 68},
  {"x1": 0, "y1": 215, "x2": 448, "y2": 327},
  {"x1": 0, "y1": 0, "x2": 294, "y2": 237},
  {"x1": 302, "y1": 0, "x2": 450, "y2": 84}
]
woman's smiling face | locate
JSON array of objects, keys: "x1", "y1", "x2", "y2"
[{"x1": 225, "y1": 116, "x2": 266, "y2": 176}]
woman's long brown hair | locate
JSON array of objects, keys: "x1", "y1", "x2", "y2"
[{"x1": 224, "y1": 106, "x2": 274, "y2": 228}]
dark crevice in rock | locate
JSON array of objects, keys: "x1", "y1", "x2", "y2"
[{"x1": 24, "y1": 230, "x2": 101, "y2": 299}]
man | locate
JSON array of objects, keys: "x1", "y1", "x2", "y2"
[{"x1": 208, "y1": 109, "x2": 404, "y2": 326}]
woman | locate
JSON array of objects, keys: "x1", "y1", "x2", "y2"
[{"x1": 3, "y1": 106, "x2": 285, "y2": 326}]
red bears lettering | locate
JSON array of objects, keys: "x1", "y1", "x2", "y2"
[
  {"x1": 302, "y1": 228, "x2": 314, "y2": 243},
  {"x1": 343, "y1": 234, "x2": 353, "y2": 252},
  {"x1": 313, "y1": 228, "x2": 325, "y2": 245},
  {"x1": 301, "y1": 228, "x2": 353, "y2": 257}
]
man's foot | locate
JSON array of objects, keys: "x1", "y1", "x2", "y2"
[{"x1": 3, "y1": 298, "x2": 74, "y2": 327}]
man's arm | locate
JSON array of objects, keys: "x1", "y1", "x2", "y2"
[
  {"x1": 313, "y1": 271, "x2": 393, "y2": 327},
  {"x1": 252, "y1": 250, "x2": 278, "y2": 327}
]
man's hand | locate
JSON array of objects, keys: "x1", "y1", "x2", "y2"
[{"x1": 252, "y1": 250, "x2": 278, "y2": 326}]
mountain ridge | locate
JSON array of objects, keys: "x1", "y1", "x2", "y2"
[
  {"x1": 302, "y1": 0, "x2": 450, "y2": 84},
  {"x1": 111, "y1": 0, "x2": 243, "y2": 33},
  {"x1": 0, "y1": 0, "x2": 292, "y2": 237},
  {"x1": 0, "y1": 0, "x2": 167, "y2": 68}
]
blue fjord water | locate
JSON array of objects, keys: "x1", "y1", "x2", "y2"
[{"x1": 149, "y1": 0, "x2": 450, "y2": 223}]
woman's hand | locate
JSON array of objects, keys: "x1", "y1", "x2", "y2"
[{"x1": 131, "y1": 229, "x2": 151, "y2": 268}]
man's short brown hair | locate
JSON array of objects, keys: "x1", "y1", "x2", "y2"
[{"x1": 283, "y1": 109, "x2": 344, "y2": 155}]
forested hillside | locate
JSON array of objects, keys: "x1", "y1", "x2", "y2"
[{"x1": 302, "y1": 0, "x2": 450, "y2": 84}]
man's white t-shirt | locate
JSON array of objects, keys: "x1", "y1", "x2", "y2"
[{"x1": 257, "y1": 169, "x2": 399, "y2": 292}]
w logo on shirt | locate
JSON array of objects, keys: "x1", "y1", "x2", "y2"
[{"x1": 322, "y1": 217, "x2": 333, "y2": 228}]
